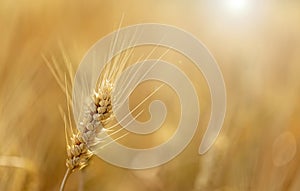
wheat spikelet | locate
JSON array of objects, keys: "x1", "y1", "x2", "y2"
[
  {"x1": 65, "y1": 133, "x2": 92, "y2": 171},
  {"x1": 78, "y1": 81, "x2": 114, "y2": 146}
]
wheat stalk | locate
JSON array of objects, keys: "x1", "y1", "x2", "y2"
[
  {"x1": 43, "y1": 42, "x2": 124, "y2": 190},
  {"x1": 43, "y1": 51, "x2": 92, "y2": 190},
  {"x1": 45, "y1": 21, "x2": 168, "y2": 190}
]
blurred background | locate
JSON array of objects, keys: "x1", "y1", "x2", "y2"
[{"x1": 0, "y1": 0, "x2": 300, "y2": 190}]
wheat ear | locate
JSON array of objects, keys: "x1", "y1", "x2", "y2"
[
  {"x1": 43, "y1": 52, "x2": 94, "y2": 190},
  {"x1": 44, "y1": 47, "x2": 120, "y2": 190}
]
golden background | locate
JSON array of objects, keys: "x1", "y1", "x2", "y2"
[{"x1": 0, "y1": 0, "x2": 300, "y2": 190}]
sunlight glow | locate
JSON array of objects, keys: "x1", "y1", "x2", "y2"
[{"x1": 227, "y1": 0, "x2": 248, "y2": 13}]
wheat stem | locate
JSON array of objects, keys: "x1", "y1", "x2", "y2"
[
  {"x1": 78, "y1": 170, "x2": 84, "y2": 191},
  {"x1": 59, "y1": 168, "x2": 71, "y2": 191}
]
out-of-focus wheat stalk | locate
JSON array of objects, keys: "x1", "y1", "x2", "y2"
[{"x1": 0, "y1": 10, "x2": 48, "y2": 188}]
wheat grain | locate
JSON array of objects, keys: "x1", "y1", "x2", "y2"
[
  {"x1": 65, "y1": 133, "x2": 92, "y2": 171},
  {"x1": 78, "y1": 81, "x2": 114, "y2": 146}
]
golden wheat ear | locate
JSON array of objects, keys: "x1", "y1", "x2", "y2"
[
  {"x1": 59, "y1": 80, "x2": 93, "y2": 191},
  {"x1": 43, "y1": 51, "x2": 94, "y2": 190}
]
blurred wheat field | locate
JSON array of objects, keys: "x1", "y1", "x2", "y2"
[{"x1": 1, "y1": 0, "x2": 300, "y2": 190}]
